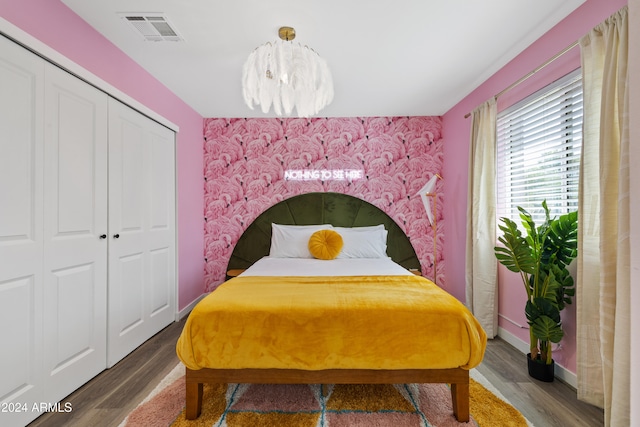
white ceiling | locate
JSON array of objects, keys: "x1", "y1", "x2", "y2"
[{"x1": 61, "y1": 0, "x2": 585, "y2": 118}]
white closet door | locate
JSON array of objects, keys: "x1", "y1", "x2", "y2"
[
  {"x1": 107, "y1": 98, "x2": 175, "y2": 367},
  {"x1": 42, "y1": 63, "x2": 108, "y2": 401},
  {"x1": 0, "y1": 36, "x2": 45, "y2": 427}
]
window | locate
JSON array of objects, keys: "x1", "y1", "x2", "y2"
[{"x1": 496, "y1": 69, "x2": 582, "y2": 224}]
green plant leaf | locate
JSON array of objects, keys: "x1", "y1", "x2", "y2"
[
  {"x1": 530, "y1": 316, "x2": 564, "y2": 343},
  {"x1": 532, "y1": 269, "x2": 561, "y2": 301},
  {"x1": 544, "y1": 210, "x2": 578, "y2": 269},
  {"x1": 526, "y1": 298, "x2": 563, "y2": 343},
  {"x1": 495, "y1": 217, "x2": 536, "y2": 275},
  {"x1": 549, "y1": 264, "x2": 575, "y2": 311}
]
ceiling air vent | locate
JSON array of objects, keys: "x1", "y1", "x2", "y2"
[{"x1": 119, "y1": 13, "x2": 183, "y2": 42}]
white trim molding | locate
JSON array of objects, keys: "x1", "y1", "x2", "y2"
[{"x1": 176, "y1": 293, "x2": 208, "y2": 321}]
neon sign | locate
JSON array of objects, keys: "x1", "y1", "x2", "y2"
[{"x1": 284, "y1": 169, "x2": 364, "y2": 181}]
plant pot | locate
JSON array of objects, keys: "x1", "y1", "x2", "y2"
[{"x1": 527, "y1": 353, "x2": 555, "y2": 382}]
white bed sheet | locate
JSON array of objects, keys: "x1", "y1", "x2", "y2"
[{"x1": 239, "y1": 256, "x2": 414, "y2": 277}]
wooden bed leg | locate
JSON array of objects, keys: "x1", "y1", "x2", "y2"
[
  {"x1": 321, "y1": 384, "x2": 329, "y2": 397},
  {"x1": 185, "y1": 381, "x2": 203, "y2": 420},
  {"x1": 450, "y1": 382, "x2": 470, "y2": 422}
]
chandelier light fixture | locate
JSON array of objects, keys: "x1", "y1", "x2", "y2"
[{"x1": 242, "y1": 26, "x2": 334, "y2": 117}]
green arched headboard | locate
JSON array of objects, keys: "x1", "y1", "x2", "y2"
[{"x1": 227, "y1": 192, "x2": 421, "y2": 273}]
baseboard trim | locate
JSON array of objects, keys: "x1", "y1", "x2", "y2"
[
  {"x1": 497, "y1": 327, "x2": 577, "y2": 389},
  {"x1": 176, "y1": 293, "x2": 208, "y2": 321}
]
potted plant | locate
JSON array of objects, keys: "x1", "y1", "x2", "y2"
[{"x1": 494, "y1": 201, "x2": 578, "y2": 382}]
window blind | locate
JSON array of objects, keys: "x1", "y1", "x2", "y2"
[{"x1": 496, "y1": 69, "x2": 582, "y2": 224}]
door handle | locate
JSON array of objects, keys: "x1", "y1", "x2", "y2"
[
  {"x1": 99, "y1": 234, "x2": 107, "y2": 239},
  {"x1": 113, "y1": 234, "x2": 120, "y2": 239}
]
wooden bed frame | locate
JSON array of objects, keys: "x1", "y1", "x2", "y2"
[
  {"x1": 183, "y1": 193, "x2": 474, "y2": 423},
  {"x1": 185, "y1": 367, "x2": 470, "y2": 422}
]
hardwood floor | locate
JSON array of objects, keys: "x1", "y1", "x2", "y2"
[
  {"x1": 475, "y1": 340, "x2": 604, "y2": 427},
  {"x1": 27, "y1": 318, "x2": 186, "y2": 427},
  {"x1": 28, "y1": 318, "x2": 603, "y2": 427}
]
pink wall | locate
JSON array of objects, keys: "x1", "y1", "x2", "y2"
[
  {"x1": 0, "y1": 0, "x2": 205, "y2": 311},
  {"x1": 442, "y1": 0, "x2": 628, "y2": 374},
  {"x1": 203, "y1": 117, "x2": 444, "y2": 291}
]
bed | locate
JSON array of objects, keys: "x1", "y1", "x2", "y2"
[{"x1": 176, "y1": 193, "x2": 487, "y2": 422}]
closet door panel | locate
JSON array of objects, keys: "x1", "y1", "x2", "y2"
[
  {"x1": 107, "y1": 103, "x2": 148, "y2": 366},
  {"x1": 115, "y1": 252, "x2": 145, "y2": 335},
  {"x1": 149, "y1": 247, "x2": 171, "y2": 317},
  {"x1": 0, "y1": 35, "x2": 45, "y2": 427},
  {"x1": 0, "y1": 40, "x2": 42, "y2": 244},
  {"x1": 146, "y1": 126, "x2": 175, "y2": 324},
  {"x1": 43, "y1": 63, "x2": 108, "y2": 401},
  {"x1": 0, "y1": 277, "x2": 42, "y2": 427},
  {"x1": 107, "y1": 99, "x2": 175, "y2": 367},
  {"x1": 118, "y1": 123, "x2": 145, "y2": 232}
]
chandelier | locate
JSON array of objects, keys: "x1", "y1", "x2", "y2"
[{"x1": 242, "y1": 26, "x2": 334, "y2": 118}]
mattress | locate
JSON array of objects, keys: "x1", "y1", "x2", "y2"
[{"x1": 176, "y1": 258, "x2": 487, "y2": 372}]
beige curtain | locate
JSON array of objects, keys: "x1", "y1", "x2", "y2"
[
  {"x1": 465, "y1": 98, "x2": 498, "y2": 338},
  {"x1": 577, "y1": 6, "x2": 630, "y2": 426}
]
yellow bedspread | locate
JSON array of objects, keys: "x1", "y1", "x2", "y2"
[{"x1": 177, "y1": 275, "x2": 487, "y2": 371}]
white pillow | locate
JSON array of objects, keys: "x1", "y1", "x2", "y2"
[
  {"x1": 334, "y1": 226, "x2": 388, "y2": 258},
  {"x1": 335, "y1": 225, "x2": 385, "y2": 232},
  {"x1": 269, "y1": 224, "x2": 334, "y2": 258}
]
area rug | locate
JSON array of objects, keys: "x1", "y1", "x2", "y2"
[{"x1": 120, "y1": 364, "x2": 534, "y2": 427}]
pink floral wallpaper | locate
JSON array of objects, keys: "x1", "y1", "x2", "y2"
[{"x1": 203, "y1": 116, "x2": 444, "y2": 292}]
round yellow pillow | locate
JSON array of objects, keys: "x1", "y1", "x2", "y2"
[{"x1": 308, "y1": 229, "x2": 344, "y2": 260}]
